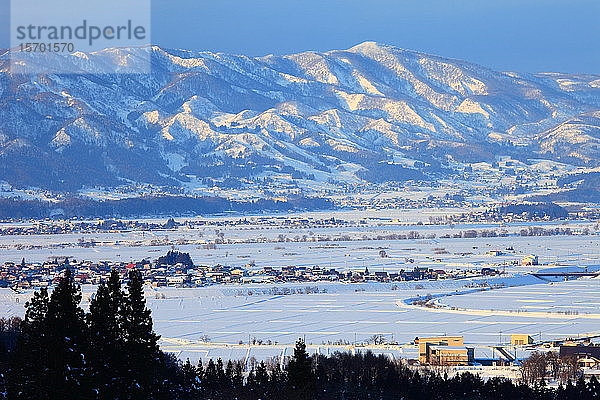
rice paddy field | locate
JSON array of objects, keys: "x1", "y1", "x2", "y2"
[
  {"x1": 1, "y1": 210, "x2": 599, "y2": 363},
  {"x1": 0, "y1": 217, "x2": 598, "y2": 275},
  {"x1": 440, "y1": 278, "x2": 600, "y2": 316},
  {"x1": 3, "y1": 275, "x2": 599, "y2": 363}
]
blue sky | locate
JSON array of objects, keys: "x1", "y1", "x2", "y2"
[
  {"x1": 2, "y1": 0, "x2": 599, "y2": 73},
  {"x1": 150, "y1": 0, "x2": 599, "y2": 73}
]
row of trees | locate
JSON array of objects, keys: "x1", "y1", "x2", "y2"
[
  {"x1": 521, "y1": 352, "x2": 581, "y2": 386},
  {"x1": 0, "y1": 196, "x2": 333, "y2": 219},
  {"x1": 173, "y1": 344, "x2": 600, "y2": 400},
  {"x1": 1, "y1": 271, "x2": 600, "y2": 399}
]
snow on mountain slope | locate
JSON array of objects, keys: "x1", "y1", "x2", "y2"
[
  {"x1": 0, "y1": 42, "x2": 599, "y2": 191},
  {"x1": 538, "y1": 110, "x2": 600, "y2": 164}
]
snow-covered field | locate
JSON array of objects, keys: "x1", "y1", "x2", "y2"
[
  {"x1": 440, "y1": 278, "x2": 600, "y2": 316},
  {"x1": 1, "y1": 214, "x2": 599, "y2": 363},
  {"x1": 0, "y1": 220, "x2": 598, "y2": 274},
  {"x1": 153, "y1": 276, "x2": 600, "y2": 362},
  {"x1": 3, "y1": 276, "x2": 599, "y2": 363}
]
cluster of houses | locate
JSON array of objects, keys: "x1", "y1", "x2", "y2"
[
  {"x1": 0, "y1": 219, "x2": 173, "y2": 236},
  {"x1": 0, "y1": 216, "x2": 357, "y2": 237},
  {"x1": 0, "y1": 255, "x2": 498, "y2": 290},
  {"x1": 336, "y1": 191, "x2": 469, "y2": 211}
]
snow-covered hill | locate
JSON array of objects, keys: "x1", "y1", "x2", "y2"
[{"x1": 1, "y1": 42, "x2": 599, "y2": 191}]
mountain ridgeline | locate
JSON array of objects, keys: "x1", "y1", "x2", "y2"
[{"x1": 1, "y1": 42, "x2": 600, "y2": 191}]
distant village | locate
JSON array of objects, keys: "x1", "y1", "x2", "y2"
[
  {"x1": 0, "y1": 200, "x2": 597, "y2": 238},
  {"x1": 0, "y1": 250, "x2": 508, "y2": 290}
]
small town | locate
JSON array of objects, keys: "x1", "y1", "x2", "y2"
[
  {"x1": 0, "y1": 201, "x2": 596, "y2": 238},
  {"x1": 0, "y1": 250, "x2": 505, "y2": 290}
]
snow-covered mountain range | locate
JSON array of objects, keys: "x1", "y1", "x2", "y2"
[{"x1": 1, "y1": 42, "x2": 599, "y2": 191}]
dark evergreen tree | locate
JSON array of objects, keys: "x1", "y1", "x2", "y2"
[
  {"x1": 588, "y1": 375, "x2": 600, "y2": 399},
  {"x1": 154, "y1": 352, "x2": 185, "y2": 400},
  {"x1": 246, "y1": 367, "x2": 257, "y2": 399},
  {"x1": 576, "y1": 376, "x2": 593, "y2": 400},
  {"x1": 87, "y1": 269, "x2": 126, "y2": 399},
  {"x1": 216, "y1": 358, "x2": 227, "y2": 390},
  {"x1": 0, "y1": 317, "x2": 20, "y2": 369},
  {"x1": 195, "y1": 359, "x2": 204, "y2": 385},
  {"x1": 202, "y1": 359, "x2": 219, "y2": 399},
  {"x1": 88, "y1": 281, "x2": 112, "y2": 396},
  {"x1": 123, "y1": 269, "x2": 161, "y2": 399},
  {"x1": 156, "y1": 251, "x2": 193, "y2": 268},
  {"x1": 0, "y1": 372, "x2": 6, "y2": 400},
  {"x1": 564, "y1": 380, "x2": 578, "y2": 400},
  {"x1": 7, "y1": 288, "x2": 50, "y2": 400},
  {"x1": 179, "y1": 359, "x2": 199, "y2": 398},
  {"x1": 255, "y1": 361, "x2": 269, "y2": 385},
  {"x1": 44, "y1": 269, "x2": 90, "y2": 399},
  {"x1": 9, "y1": 270, "x2": 92, "y2": 399},
  {"x1": 225, "y1": 360, "x2": 243, "y2": 390},
  {"x1": 270, "y1": 362, "x2": 285, "y2": 383},
  {"x1": 107, "y1": 269, "x2": 126, "y2": 324},
  {"x1": 253, "y1": 361, "x2": 271, "y2": 400},
  {"x1": 287, "y1": 338, "x2": 314, "y2": 400},
  {"x1": 246, "y1": 361, "x2": 273, "y2": 400}
]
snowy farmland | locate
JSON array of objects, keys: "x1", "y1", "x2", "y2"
[
  {"x1": 1, "y1": 211, "x2": 599, "y2": 363},
  {"x1": 0, "y1": 219, "x2": 598, "y2": 274},
  {"x1": 439, "y1": 278, "x2": 600, "y2": 316},
  {"x1": 3, "y1": 275, "x2": 599, "y2": 363},
  {"x1": 147, "y1": 278, "x2": 600, "y2": 360},
  {"x1": 150, "y1": 277, "x2": 600, "y2": 359}
]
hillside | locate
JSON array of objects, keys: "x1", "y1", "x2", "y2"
[{"x1": 1, "y1": 43, "x2": 599, "y2": 192}]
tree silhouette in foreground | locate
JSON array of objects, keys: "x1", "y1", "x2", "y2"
[
  {"x1": 44, "y1": 268, "x2": 89, "y2": 399},
  {"x1": 88, "y1": 269, "x2": 127, "y2": 399},
  {"x1": 9, "y1": 270, "x2": 90, "y2": 400},
  {"x1": 122, "y1": 269, "x2": 162, "y2": 399},
  {"x1": 287, "y1": 338, "x2": 314, "y2": 400},
  {"x1": 9, "y1": 287, "x2": 50, "y2": 400}
]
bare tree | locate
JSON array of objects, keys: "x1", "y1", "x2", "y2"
[
  {"x1": 520, "y1": 351, "x2": 548, "y2": 385},
  {"x1": 520, "y1": 351, "x2": 581, "y2": 385},
  {"x1": 368, "y1": 334, "x2": 386, "y2": 345},
  {"x1": 557, "y1": 356, "x2": 580, "y2": 384}
]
